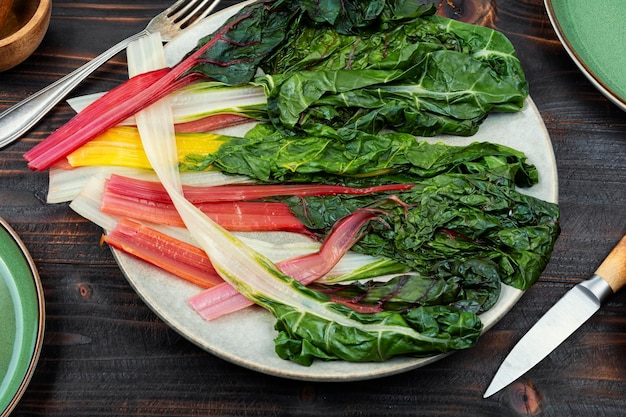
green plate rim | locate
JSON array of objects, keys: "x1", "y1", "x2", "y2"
[
  {"x1": 544, "y1": 0, "x2": 626, "y2": 111},
  {"x1": 0, "y1": 217, "x2": 45, "y2": 417}
]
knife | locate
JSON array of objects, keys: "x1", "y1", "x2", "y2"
[{"x1": 484, "y1": 235, "x2": 626, "y2": 398}]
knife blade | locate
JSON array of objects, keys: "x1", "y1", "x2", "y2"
[{"x1": 484, "y1": 235, "x2": 626, "y2": 398}]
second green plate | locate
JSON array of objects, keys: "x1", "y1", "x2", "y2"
[{"x1": 545, "y1": 0, "x2": 626, "y2": 111}]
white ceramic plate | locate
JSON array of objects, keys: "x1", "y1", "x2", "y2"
[{"x1": 112, "y1": 2, "x2": 558, "y2": 381}]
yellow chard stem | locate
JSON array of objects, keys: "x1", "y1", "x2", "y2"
[{"x1": 66, "y1": 126, "x2": 227, "y2": 169}]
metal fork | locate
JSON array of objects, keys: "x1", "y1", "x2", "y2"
[{"x1": 0, "y1": 0, "x2": 222, "y2": 149}]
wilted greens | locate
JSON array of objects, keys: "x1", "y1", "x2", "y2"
[
  {"x1": 189, "y1": 0, "x2": 528, "y2": 137},
  {"x1": 183, "y1": 122, "x2": 559, "y2": 302},
  {"x1": 262, "y1": 170, "x2": 558, "y2": 365},
  {"x1": 172, "y1": 0, "x2": 555, "y2": 365},
  {"x1": 33, "y1": 0, "x2": 558, "y2": 367},
  {"x1": 285, "y1": 172, "x2": 560, "y2": 292},
  {"x1": 184, "y1": 123, "x2": 538, "y2": 187},
  {"x1": 271, "y1": 289, "x2": 484, "y2": 365}
]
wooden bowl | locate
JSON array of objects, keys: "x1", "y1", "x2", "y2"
[
  {"x1": 0, "y1": 0, "x2": 16, "y2": 30},
  {"x1": 0, "y1": 0, "x2": 51, "y2": 72}
]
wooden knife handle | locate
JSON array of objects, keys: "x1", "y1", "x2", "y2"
[{"x1": 594, "y1": 235, "x2": 626, "y2": 293}]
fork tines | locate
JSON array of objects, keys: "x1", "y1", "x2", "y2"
[{"x1": 167, "y1": 0, "x2": 222, "y2": 29}]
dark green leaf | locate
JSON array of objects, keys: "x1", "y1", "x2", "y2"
[
  {"x1": 311, "y1": 257, "x2": 501, "y2": 314},
  {"x1": 257, "y1": 4, "x2": 528, "y2": 136},
  {"x1": 269, "y1": 289, "x2": 483, "y2": 365},
  {"x1": 282, "y1": 173, "x2": 559, "y2": 290},
  {"x1": 189, "y1": 124, "x2": 538, "y2": 189}
]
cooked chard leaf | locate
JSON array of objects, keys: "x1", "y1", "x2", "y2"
[
  {"x1": 257, "y1": 2, "x2": 528, "y2": 136},
  {"x1": 257, "y1": 52, "x2": 527, "y2": 136},
  {"x1": 186, "y1": 0, "x2": 527, "y2": 137},
  {"x1": 281, "y1": 173, "x2": 560, "y2": 290},
  {"x1": 296, "y1": 0, "x2": 388, "y2": 34},
  {"x1": 243, "y1": 267, "x2": 484, "y2": 365},
  {"x1": 198, "y1": 230, "x2": 483, "y2": 366},
  {"x1": 185, "y1": 1, "x2": 299, "y2": 84},
  {"x1": 191, "y1": 215, "x2": 485, "y2": 366},
  {"x1": 185, "y1": 0, "x2": 419, "y2": 84},
  {"x1": 311, "y1": 257, "x2": 502, "y2": 314},
  {"x1": 187, "y1": 123, "x2": 538, "y2": 188},
  {"x1": 272, "y1": 298, "x2": 483, "y2": 365}
]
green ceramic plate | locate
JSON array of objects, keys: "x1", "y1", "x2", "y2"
[
  {"x1": 545, "y1": 0, "x2": 626, "y2": 111},
  {"x1": 0, "y1": 217, "x2": 44, "y2": 417}
]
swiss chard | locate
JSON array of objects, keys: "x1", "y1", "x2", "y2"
[
  {"x1": 65, "y1": 123, "x2": 537, "y2": 190},
  {"x1": 281, "y1": 172, "x2": 560, "y2": 290},
  {"x1": 24, "y1": 1, "x2": 298, "y2": 170},
  {"x1": 311, "y1": 261, "x2": 501, "y2": 315},
  {"x1": 104, "y1": 174, "x2": 415, "y2": 203},
  {"x1": 129, "y1": 31, "x2": 486, "y2": 366},
  {"x1": 258, "y1": 3, "x2": 528, "y2": 136},
  {"x1": 25, "y1": 0, "x2": 529, "y2": 170},
  {"x1": 199, "y1": 123, "x2": 538, "y2": 187},
  {"x1": 67, "y1": 29, "x2": 549, "y2": 364}
]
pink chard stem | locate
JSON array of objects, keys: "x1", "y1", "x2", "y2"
[
  {"x1": 188, "y1": 209, "x2": 380, "y2": 320},
  {"x1": 24, "y1": 14, "x2": 252, "y2": 171}
]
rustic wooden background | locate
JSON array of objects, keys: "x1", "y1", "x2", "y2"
[{"x1": 1, "y1": 1, "x2": 625, "y2": 416}]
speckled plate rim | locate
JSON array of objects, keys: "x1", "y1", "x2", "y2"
[
  {"x1": 111, "y1": 2, "x2": 558, "y2": 382},
  {"x1": 544, "y1": 0, "x2": 626, "y2": 112},
  {"x1": 0, "y1": 217, "x2": 45, "y2": 416}
]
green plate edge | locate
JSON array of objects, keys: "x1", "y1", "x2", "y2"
[
  {"x1": 545, "y1": 0, "x2": 626, "y2": 111},
  {"x1": 0, "y1": 217, "x2": 44, "y2": 417}
]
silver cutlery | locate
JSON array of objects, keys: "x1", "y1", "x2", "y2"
[{"x1": 0, "y1": 0, "x2": 222, "y2": 149}]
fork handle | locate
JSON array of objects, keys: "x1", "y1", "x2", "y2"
[{"x1": 0, "y1": 29, "x2": 149, "y2": 149}]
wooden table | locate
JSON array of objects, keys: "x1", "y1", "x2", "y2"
[{"x1": 1, "y1": 1, "x2": 625, "y2": 415}]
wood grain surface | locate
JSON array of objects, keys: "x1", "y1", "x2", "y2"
[{"x1": 1, "y1": 1, "x2": 625, "y2": 416}]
